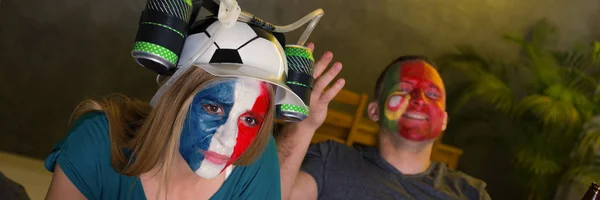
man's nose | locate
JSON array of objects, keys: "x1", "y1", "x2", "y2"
[{"x1": 410, "y1": 90, "x2": 427, "y2": 107}]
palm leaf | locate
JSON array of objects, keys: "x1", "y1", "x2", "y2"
[
  {"x1": 503, "y1": 34, "x2": 526, "y2": 47},
  {"x1": 593, "y1": 41, "x2": 600, "y2": 63},
  {"x1": 516, "y1": 148, "x2": 562, "y2": 175},
  {"x1": 451, "y1": 89, "x2": 474, "y2": 114},
  {"x1": 439, "y1": 47, "x2": 514, "y2": 113},
  {"x1": 562, "y1": 165, "x2": 600, "y2": 185},
  {"x1": 594, "y1": 85, "x2": 600, "y2": 104},
  {"x1": 528, "y1": 52, "x2": 563, "y2": 89},
  {"x1": 504, "y1": 20, "x2": 563, "y2": 89},
  {"x1": 544, "y1": 83, "x2": 595, "y2": 120},
  {"x1": 554, "y1": 50, "x2": 588, "y2": 70},
  {"x1": 437, "y1": 46, "x2": 493, "y2": 77},
  {"x1": 564, "y1": 68, "x2": 598, "y2": 91},
  {"x1": 473, "y1": 74, "x2": 513, "y2": 112},
  {"x1": 514, "y1": 94, "x2": 580, "y2": 126},
  {"x1": 577, "y1": 116, "x2": 600, "y2": 159},
  {"x1": 577, "y1": 129, "x2": 600, "y2": 162}
]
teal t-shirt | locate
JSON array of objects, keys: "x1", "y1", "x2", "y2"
[{"x1": 44, "y1": 112, "x2": 281, "y2": 200}]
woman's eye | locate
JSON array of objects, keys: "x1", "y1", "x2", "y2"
[
  {"x1": 202, "y1": 104, "x2": 224, "y2": 115},
  {"x1": 241, "y1": 116, "x2": 258, "y2": 127}
]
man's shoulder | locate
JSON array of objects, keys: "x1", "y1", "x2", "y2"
[
  {"x1": 311, "y1": 140, "x2": 350, "y2": 149},
  {"x1": 437, "y1": 164, "x2": 490, "y2": 199},
  {"x1": 444, "y1": 168, "x2": 487, "y2": 188},
  {"x1": 306, "y1": 140, "x2": 377, "y2": 169},
  {"x1": 309, "y1": 140, "x2": 364, "y2": 156}
]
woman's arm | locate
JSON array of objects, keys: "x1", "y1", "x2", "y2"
[
  {"x1": 45, "y1": 164, "x2": 86, "y2": 200},
  {"x1": 44, "y1": 112, "x2": 113, "y2": 200}
]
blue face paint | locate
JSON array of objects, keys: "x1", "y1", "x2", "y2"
[{"x1": 179, "y1": 79, "x2": 236, "y2": 172}]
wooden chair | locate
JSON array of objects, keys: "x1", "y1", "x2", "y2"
[{"x1": 311, "y1": 88, "x2": 370, "y2": 145}]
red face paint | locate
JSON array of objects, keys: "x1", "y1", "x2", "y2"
[
  {"x1": 381, "y1": 60, "x2": 446, "y2": 141},
  {"x1": 224, "y1": 82, "x2": 270, "y2": 168}
]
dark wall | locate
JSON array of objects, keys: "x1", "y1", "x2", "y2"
[
  {"x1": 1, "y1": 0, "x2": 599, "y2": 199},
  {"x1": 0, "y1": 0, "x2": 157, "y2": 158}
]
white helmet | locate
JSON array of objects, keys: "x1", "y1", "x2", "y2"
[{"x1": 150, "y1": 18, "x2": 310, "y2": 122}]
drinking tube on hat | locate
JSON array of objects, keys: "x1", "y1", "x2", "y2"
[
  {"x1": 131, "y1": 0, "x2": 194, "y2": 76},
  {"x1": 213, "y1": 4, "x2": 324, "y2": 120},
  {"x1": 190, "y1": 0, "x2": 324, "y2": 121},
  {"x1": 146, "y1": 0, "x2": 324, "y2": 122},
  {"x1": 278, "y1": 10, "x2": 323, "y2": 120},
  {"x1": 240, "y1": 9, "x2": 324, "y2": 120}
]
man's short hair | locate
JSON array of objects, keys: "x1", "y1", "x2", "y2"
[{"x1": 373, "y1": 55, "x2": 437, "y2": 100}]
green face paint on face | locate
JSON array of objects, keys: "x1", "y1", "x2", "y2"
[
  {"x1": 378, "y1": 65, "x2": 403, "y2": 131},
  {"x1": 377, "y1": 60, "x2": 446, "y2": 141}
]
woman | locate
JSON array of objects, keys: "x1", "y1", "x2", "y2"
[{"x1": 43, "y1": 19, "x2": 309, "y2": 200}]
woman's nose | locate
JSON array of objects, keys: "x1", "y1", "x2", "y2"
[{"x1": 214, "y1": 121, "x2": 238, "y2": 148}]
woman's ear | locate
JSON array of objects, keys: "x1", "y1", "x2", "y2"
[{"x1": 367, "y1": 101, "x2": 380, "y2": 122}]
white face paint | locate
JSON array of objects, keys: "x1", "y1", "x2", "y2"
[{"x1": 180, "y1": 78, "x2": 270, "y2": 179}]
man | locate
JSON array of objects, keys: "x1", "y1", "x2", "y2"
[{"x1": 277, "y1": 49, "x2": 491, "y2": 199}]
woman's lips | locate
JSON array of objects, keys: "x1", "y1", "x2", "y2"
[{"x1": 201, "y1": 150, "x2": 230, "y2": 165}]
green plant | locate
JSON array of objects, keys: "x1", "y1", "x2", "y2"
[
  {"x1": 438, "y1": 19, "x2": 600, "y2": 200},
  {"x1": 562, "y1": 116, "x2": 600, "y2": 187}
]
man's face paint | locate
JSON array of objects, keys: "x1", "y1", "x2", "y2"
[
  {"x1": 379, "y1": 60, "x2": 446, "y2": 141},
  {"x1": 179, "y1": 78, "x2": 270, "y2": 179}
]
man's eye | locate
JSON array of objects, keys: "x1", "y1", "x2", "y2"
[
  {"x1": 202, "y1": 104, "x2": 224, "y2": 115},
  {"x1": 241, "y1": 116, "x2": 258, "y2": 127},
  {"x1": 426, "y1": 91, "x2": 440, "y2": 99},
  {"x1": 399, "y1": 88, "x2": 411, "y2": 94}
]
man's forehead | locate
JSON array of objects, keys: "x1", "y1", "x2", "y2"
[{"x1": 386, "y1": 60, "x2": 444, "y2": 90}]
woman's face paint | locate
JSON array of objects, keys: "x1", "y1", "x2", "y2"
[
  {"x1": 378, "y1": 60, "x2": 446, "y2": 141},
  {"x1": 179, "y1": 78, "x2": 270, "y2": 179}
]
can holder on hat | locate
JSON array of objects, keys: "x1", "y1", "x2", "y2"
[
  {"x1": 278, "y1": 45, "x2": 315, "y2": 121},
  {"x1": 131, "y1": 0, "x2": 195, "y2": 76},
  {"x1": 131, "y1": 0, "x2": 324, "y2": 122}
]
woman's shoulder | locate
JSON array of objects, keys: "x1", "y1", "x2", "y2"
[
  {"x1": 45, "y1": 112, "x2": 111, "y2": 170},
  {"x1": 45, "y1": 112, "x2": 143, "y2": 199},
  {"x1": 44, "y1": 112, "x2": 139, "y2": 199}
]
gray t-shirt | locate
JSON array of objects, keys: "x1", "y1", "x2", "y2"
[{"x1": 301, "y1": 140, "x2": 491, "y2": 200}]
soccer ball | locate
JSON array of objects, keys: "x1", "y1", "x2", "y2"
[
  {"x1": 173, "y1": 18, "x2": 309, "y2": 122},
  {"x1": 177, "y1": 18, "x2": 288, "y2": 80}
]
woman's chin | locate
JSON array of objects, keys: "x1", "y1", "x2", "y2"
[{"x1": 194, "y1": 162, "x2": 226, "y2": 179}]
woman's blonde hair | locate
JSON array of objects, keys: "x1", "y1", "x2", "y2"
[{"x1": 70, "y1": 66, "x2": 275, "y2": 187}]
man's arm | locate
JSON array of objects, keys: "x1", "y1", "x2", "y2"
[
  {"x1": 277, "y1": 43, "x2": 345, "y2": 200},
  {"x1": 277, "y1": 124, "x2": 318, "y2": 200}
]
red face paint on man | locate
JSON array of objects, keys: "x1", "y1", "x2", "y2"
[{"x1": 379, "y1": 60, "x2": 447, "y2": 141}]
